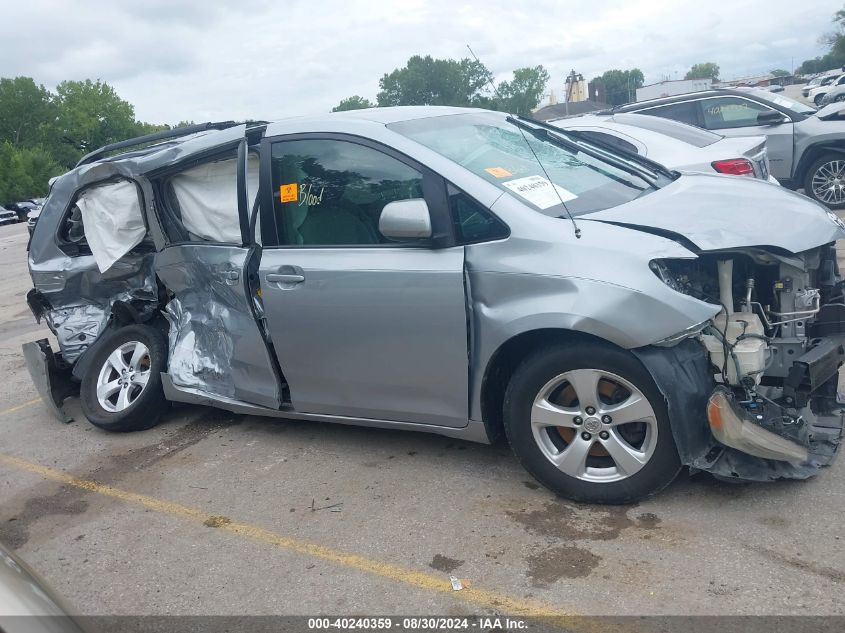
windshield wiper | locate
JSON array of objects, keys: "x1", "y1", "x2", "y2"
[{"x1": 511, "y1": 115, "x2": 676, "y2": 183}]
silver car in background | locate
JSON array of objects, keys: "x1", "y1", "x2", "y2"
[
  {"x1": 808, "y1": 74, "x2": 845, "y2": 105},
  {"x1": 820, "y1": 83, "x2": 845, "y2": 106},
  {"x1": 611, "y1": 88, "x2": 845, "y2": 209},
  {"x1": 550, "y1": 112, "x2": 776, "y2": 182},
  {"x1": 23, "y1": 107, "x2": 845, "y2": 503},
  {"x1": 0, "y1": 206, "x2": 18, "y2": 226}
]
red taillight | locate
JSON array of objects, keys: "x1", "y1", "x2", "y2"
[{"x1": 711, "y1": 158, "x2": 755, "y2": 177}]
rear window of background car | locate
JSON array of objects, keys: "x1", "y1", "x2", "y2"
[{"x1": 638, "y1": 101, "x2": 700, "y2": 127}]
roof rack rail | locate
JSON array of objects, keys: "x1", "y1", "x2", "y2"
[{"x1": 74, "y1": 121, "x2": 241, "y2": 168}]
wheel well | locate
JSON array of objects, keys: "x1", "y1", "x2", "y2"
[
  {"x1": 480, "y1": 329, "x2": 618, "y2": 442},
  {"x1": 795, "y1": 144, "x2": 845, "y2": 185}
]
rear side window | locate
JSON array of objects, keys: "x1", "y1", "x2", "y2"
[
  {"x1": 59, "y1": 203, "x2": 89, "y2": 255},
  {"x1": 639, "y1": 101, "x2": 700, "y2": 127},
  {"x1": 269, "y1": 139, "x2": 424, "y2": 246},
  {"x1": 58, "y1": 179, "x2": 151, "y2": 272},
  {"x1": 162, "y1": 153, "x2": 256, "y2": 244}
]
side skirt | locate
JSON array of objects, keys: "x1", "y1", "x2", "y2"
[{"x1": 161, "y1": 374, "x2": 492, "y2": 444}]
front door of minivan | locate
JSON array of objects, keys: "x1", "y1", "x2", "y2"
[{"x1": 256, "y1": 135, "x2": 469, "y2": 427}]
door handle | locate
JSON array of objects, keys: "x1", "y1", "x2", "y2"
[
  {"x1": 222, "y1": 269, "x2": 240, "y2": 285},
  {"x1": 266, "y1": 273, "x2": 305, "y2": 283}
]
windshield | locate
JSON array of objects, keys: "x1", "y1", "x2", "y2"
[
  {"x1": 610, "y1": 113, "x2": 721, "y2": 147},
  {"x1": 744, "y1": 89, "x2": 816, "y2": 115},
  {"x1": 389, "y1": 112, "x2": 659, "y2": 217}
]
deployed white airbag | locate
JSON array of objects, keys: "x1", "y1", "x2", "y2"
[
  {"x1": 170, "y1": 154, "x2": 258, "y2": 243},
  {"x1": 76, "y1": 179, "x2": 146, "y2": 273}
]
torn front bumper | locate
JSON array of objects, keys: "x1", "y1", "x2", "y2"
[
  {"x1": 21, "y1": 340, "x2": 78, "y2": 423},
  {"x1": 634, "y1": 339, "x2": 844, "y2": 482}
]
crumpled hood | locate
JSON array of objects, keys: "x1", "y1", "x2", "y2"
[{"x1": 581, "y1": 173, "x2": 845, "y2": 252}]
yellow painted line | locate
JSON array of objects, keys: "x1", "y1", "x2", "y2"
[
  {"x1": 0, "y1": 398, "x2": 42, "y2": 416},
  {"x1": 0, "y1": 452, "x2": 591, "y2": 622}
]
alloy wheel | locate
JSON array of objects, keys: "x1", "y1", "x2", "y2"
[
  {"x1": 811, "y1": 160, "x2": 845, "y2": 206},
  {"x1": 95, "y1": 341, "x2": 152, "y2": 412},
  {"x1": 530, "y1": 369, "x2": 658, "y2": 483}
]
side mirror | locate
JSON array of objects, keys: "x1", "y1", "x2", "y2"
[
  {"x1": 378, "y1": 199, "x2": 432, "y2": 240},
  {"x1": 757, "y1": 110, "x2": 786, "y2": 126}
]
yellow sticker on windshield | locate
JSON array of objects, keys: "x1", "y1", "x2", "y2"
[
  {"x1": 280, "y1": 183, "x2": 298, "y2": 203},
  {"x1": 485, "y1": 167, "x2": 513, "y2": 178}
]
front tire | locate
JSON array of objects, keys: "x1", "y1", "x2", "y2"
[
  {"x1": 804, "y1": 154, "x2": 845, "y2": 209},
  {"x1": 503, "y1": 343, "x2": 681, "y2": 504},
  {"x1": 80, "y1": 324, "x2": 169, "y2": 432}
]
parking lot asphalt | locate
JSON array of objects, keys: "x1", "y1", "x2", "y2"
[{"x1": 1, "y1": 219, "x2": 844, "y2": 618}]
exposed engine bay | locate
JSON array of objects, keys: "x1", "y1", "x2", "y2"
[{"x1": 650, "y1": 244, "x2": 845, "y2": 476}]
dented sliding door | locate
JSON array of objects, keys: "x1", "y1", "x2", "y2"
[{"x1": 156, "y1": 244, "x2": 282, "y2": 408}]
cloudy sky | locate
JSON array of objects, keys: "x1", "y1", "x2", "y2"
[{"x1": 1, "y1": 0, "x2": 838, "y2": 125}]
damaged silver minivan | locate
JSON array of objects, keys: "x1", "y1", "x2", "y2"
[{"x1": 24, "y1": 107, "x2": 845, "y2": 503}]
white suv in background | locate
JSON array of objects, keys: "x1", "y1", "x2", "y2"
[{"x1": 808, "y1": 74, "x2": 845, "y2": 105}]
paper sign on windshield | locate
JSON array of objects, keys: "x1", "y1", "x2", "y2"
[{"x1": 501, "y1": 175, "x2": 577, "y2": 209}]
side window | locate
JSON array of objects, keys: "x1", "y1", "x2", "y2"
[
  {"x1": 576, "y1": 131, "x2": 640, "y2": 155},
  {"x1": 162, "y1": 152, "x2": 257, "y2": 244},
  {"x1": 270, "y1": 139, "x2": 424, "y2": 246},
  {"x1": 448, "y1": 185, "x2": 509, "y2": 244},
  {"x1": 59, "y1": 203, "x2": 89, "y2": 255},
  {"x1": 58, "y1": 179, "x2": 151, "y2": 268},
  {"x1": 640, "y1": 101, "x2": 700, "y2": 127},
  {"x1": 700, "y1": 97, "x2": 771, "y2": 130}
]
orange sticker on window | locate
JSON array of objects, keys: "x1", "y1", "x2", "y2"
[
  {"x1": 485, "y1": 167, "x2": 513, "y2": 178},
  {"x1": 280, "y1": 183, "x2": 298, "y2": 203}
]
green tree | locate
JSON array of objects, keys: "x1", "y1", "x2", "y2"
[
  {"x1": 593, "y1": 69, "x2": 644, "y2": 106},
  {"x1": 376, "y1": 55, "x2": 490, "y2": 107},
  {"x1": 685, "y1": 62, "x2": 720, "y2": 81},
  {"x1": 48, "y1": 79, "x2": 140, "y2": 167},
  {"x1": 0, "y1": 142, "x2": 62, "y2": 202},
  {"x1": 0, "y1": 77, "x2": 55, "y2": 148},
  {"x1": 332, "y1": 95, "x2": 375, "y2": 112},
  {"x1": 493, "y1": 65, "x2": 550, "y2": 116},
  {"x1": 797, "y1": 53, "x2": 844, "y2": 75},
  {"x1": 0, "y1": 75, "x2": 176, "y2": 196},
  {"x1": 770, "y1": 68, "x2": 790, "y2": 77}
]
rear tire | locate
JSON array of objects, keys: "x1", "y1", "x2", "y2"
[
  {"x1": 503, "y1": 343, "x2": 681, "y2": 504},
  {"x1": 80, "y1": 324, "x2": 169, "y2": 432}
]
